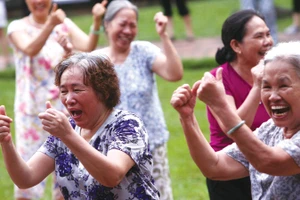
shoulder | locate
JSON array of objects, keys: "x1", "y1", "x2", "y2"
[
  {"x1": 7, "y1": 18, "x2": 26, "y2": 34},
  {"x1": 114, "y1": 109, "x2": 142, "y2": 122},
  {"x1": 132, "y1": 40, "x2": 160, "y2": 51},
  {"x1": 62, "y1": 18, "x2": 76, "y2": 28},
  {"x1": 112, "y1": 110, "x2": 144, "y2": 127},
  {"x1": 210, "y1": 63, "x2": 229, "y2": 76}
]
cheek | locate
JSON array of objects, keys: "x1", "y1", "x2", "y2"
[
  {"x1": 60, "y1": 95, "x2": 66, "y2": 105},
  {"x1": 261, "y1": 91, "x2": 269, "y2": 104}
]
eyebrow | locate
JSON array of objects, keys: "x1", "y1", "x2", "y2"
[
  {"x1": 262, "y1": 76, "x2": 291, "y2": 84},
  {"x1": 59, "y1": 83, "x2": 84, "y2": 88}
]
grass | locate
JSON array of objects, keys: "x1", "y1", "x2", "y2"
[
  {"x1": 0, "y1": 0, "x2": 294, "y2": 199},
  {"x1": 68, "y1": 0, "x2": 293, "y2": 46}
]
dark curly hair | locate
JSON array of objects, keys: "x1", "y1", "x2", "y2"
[
  {"x1": 54, "y1": 52, "x2": 120, "y2": 109},
  {"x1": 215, "y1": 9, "x2": 265, "y2": 65}
]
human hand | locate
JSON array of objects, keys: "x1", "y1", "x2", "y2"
[
  {"x1": 38, "y1": 101, "x2": 73, "y2": 138},
  {"x1": 56, "y1": 31, "x2": 73, "y2": 57},
  {"x1": 154, "y1": 12, "x2": 168, "y2": 36},
  {"x1": 0, "y1": 106, "x2": 13, "y2": 144},
  {"x1": 92, "y1": 0, "x2": 108, "y2": 21},
  {"x1": 48, "y1": 3, "x2": 66, "y2": 27},
  {"x1": 170, "y1": 83, "x2": 198, "y2": 118},
  {"x1": 196, "y1": 67, "x2": 227, "y2": 108},
  {"x1": 251, "y1": 59, "x2": 264, "y2": 89}
]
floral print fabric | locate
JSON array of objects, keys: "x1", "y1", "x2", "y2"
[
  {"x1": 7, "y1": 17, "x2": 71, "y2": 115},
  {"x1": 7, "y1": 17, "x2": 72, "y2": 199},
  {"x1": 223, "y1": 119, "x2": 300, "y2": 200},
  {"x1": 38, "y1": 109, "x2": 159, "y2": 200}
]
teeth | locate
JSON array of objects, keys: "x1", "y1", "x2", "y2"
[
  {"x1": 271, "y1": 106, "x2": 287, "y2": 109},
  {"x1": 273, "y1": 112, "x2": 286, "y2": 117},
  {"x1": 120, "y1": 36, "x2": 130, "y2": 42}
]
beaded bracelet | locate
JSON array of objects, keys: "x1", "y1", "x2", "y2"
[
  {"x1": 90, "y1": 26, "x2": 101, "y2": 35},
  {"x1": 227, "y1": 120, "x2": 245, "y2": 135}
]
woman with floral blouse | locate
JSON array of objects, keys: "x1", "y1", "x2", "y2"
[{"x1": 0, "y1": 52, "x2": 159, "y2": 200}]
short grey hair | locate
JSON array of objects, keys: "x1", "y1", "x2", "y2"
[
  {"x1": 104, "y1": 0, "x2": 139, "y2": 22},
  {"x1": 264, "y1": 41, "x2": 300, "y2": 77}
]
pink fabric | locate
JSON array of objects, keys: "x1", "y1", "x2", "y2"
[{"x1": 207, "y1": 62, "x2": 270, "y2": 151}]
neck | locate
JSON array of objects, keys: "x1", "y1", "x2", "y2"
[
  {"x1": 230, "y1": 60, "x2": 253, "y2": 85},
  {"x1": 109, "y1": 46, "x2": 130, "y2": 64},
  {"x1": 283, "y1": 126, "x2": 300, "y2": 139},
  {"x1": 28, "y1": 14, "x2": 47, "y2": 28},
  {"x1": 81, "y1": 108, "x2": 113, "y2": 140}
]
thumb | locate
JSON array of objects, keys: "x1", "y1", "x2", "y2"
[
  {"x1": 216, "y1": 67, "x2": 223, "y2": 82},
  {"x1": 50, "y1": 3, "x2": 58, "y2": 14},
  {"x1": 191, "y1": 80, "x2": 201, "y2": 95},
  {"x1": 101, "y1": 0, "x2": 108, "y2": 7},
  {"x1": 46, "y1": 101, "x2": 53, "y2": 109},
  {"x1": 0, "y1": 105, "x2": 7, "y2": 116}
]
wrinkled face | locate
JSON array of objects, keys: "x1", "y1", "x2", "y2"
[
  {"x1": 261, "y1": 60, "x2": 300, "y2": 131},
  {"x1": 237, "y1": 16, "x2": 273, "y2": 67},
  {"x1": 26, "y1": 0, "x2": 52, "y2": 19},
  {"x1": 59, "y1": 67, "x2": 104, "y2": 128},
  {"x1": 105, "y1": 8, "x2": 137, "y2": 51}
]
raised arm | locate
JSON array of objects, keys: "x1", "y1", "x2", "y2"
[
  {"x1": 9, "y1": 4, "x2": 65, "y2": 57},
  {"x1": 197, "y1": 68, "x2": 300, "y2": 176},
  {"x1": 69, "y1": 0, "x2": 107, "y2": 52},
  {"x1": 170, "y1": 83, "x2": 248, "y2": 180},
  {"x1": 231, "y1": 60, "x2": 265, "y2": 126},
  {"x1": 152, "y1": 12, "x2": 183, "y2": 82},
  {"x1": 0, "y1": 106, "x2": 53, "y2": 189}
]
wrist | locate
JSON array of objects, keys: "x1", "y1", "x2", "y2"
[
  {"x1": 159, "y1": 32, "x2": 169, "y2": 40},
  {"x1": 90, "y1": 25, "x2": 102, "y2": 35},
  {"x1": 227, "y1": 120, "x2": 245, "y2": 135}
]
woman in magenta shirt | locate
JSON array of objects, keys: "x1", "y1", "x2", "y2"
[{"x1": 206, "y1": 9, "x2": 273, "y2": 200}]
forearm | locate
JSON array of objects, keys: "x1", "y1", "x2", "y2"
[
  {"x1": 1, "y1": 141, "x2": 34, "y2": 188},
  {"x1": 61, "y1": 133, "x2": 125, "y2": 187},
  {"x1": 71, "y1": 19, "x2": 102, "y2": 52},
  {"x1": 86, "y1": 18, "x2": 102, "y2": 51},
  {"x1": 236, "y1": 86, "x2": 261, "y2": 126},
  {"x1": 160, "y1": 33, "x2": 183, "y2": 81},
  {"x1": 179, "y1": 113, "x2": 221, "y2": 177},
  {"x1": 211, "y1": 102, "x2": 277, "y2": 172},
  {"x1": 24, "y1": 22, "x2": 56, "y2": 57}
]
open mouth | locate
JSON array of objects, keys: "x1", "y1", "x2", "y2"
[
  {"x1": 271, "y1": 106, "x2": 289, "y2": 117},
  {"x1": 70, "y1": 110, "x2": 83, "y2": 118}
]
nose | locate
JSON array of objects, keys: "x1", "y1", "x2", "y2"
[
  {"x1": 64, "y1": 93, "x2": 76, "y2": 105},
  {"x1": 268, "y1": 90, "x2": 281, "y2": 101},
  {"x1": 264, "y1": 34, "x2": 273, "y2": 47},
  {"x1": 123, "y1": 25, "x2": 132, "y2": 34}
]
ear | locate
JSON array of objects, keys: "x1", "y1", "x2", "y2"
[{"x1": 230, "y1": 39, "x2": 241, "y2": 55}]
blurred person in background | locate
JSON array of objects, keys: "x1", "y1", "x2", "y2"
[
  {"x1": 240, "y1": 0, "x2": 278, "y2": 44},
  {"x1": 6, "y1": 0, "x2": 107, "y2": 199},
  {"x1": 159, "y1": 0, "x2": 194, "y2": 41},
  {"x1": 92, "y1": 1, "x2": 183, "y2": 199},
  {"x1": 284, "y1": 0, "x2": 300, "y2": 35},
  {"x1": 0, "y1": 0, "x2": 10, "y2": 70}
]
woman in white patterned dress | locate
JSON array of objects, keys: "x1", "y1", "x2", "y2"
[{"x1": 7, "y1": 0, "x2": 107, "y2": 199}]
